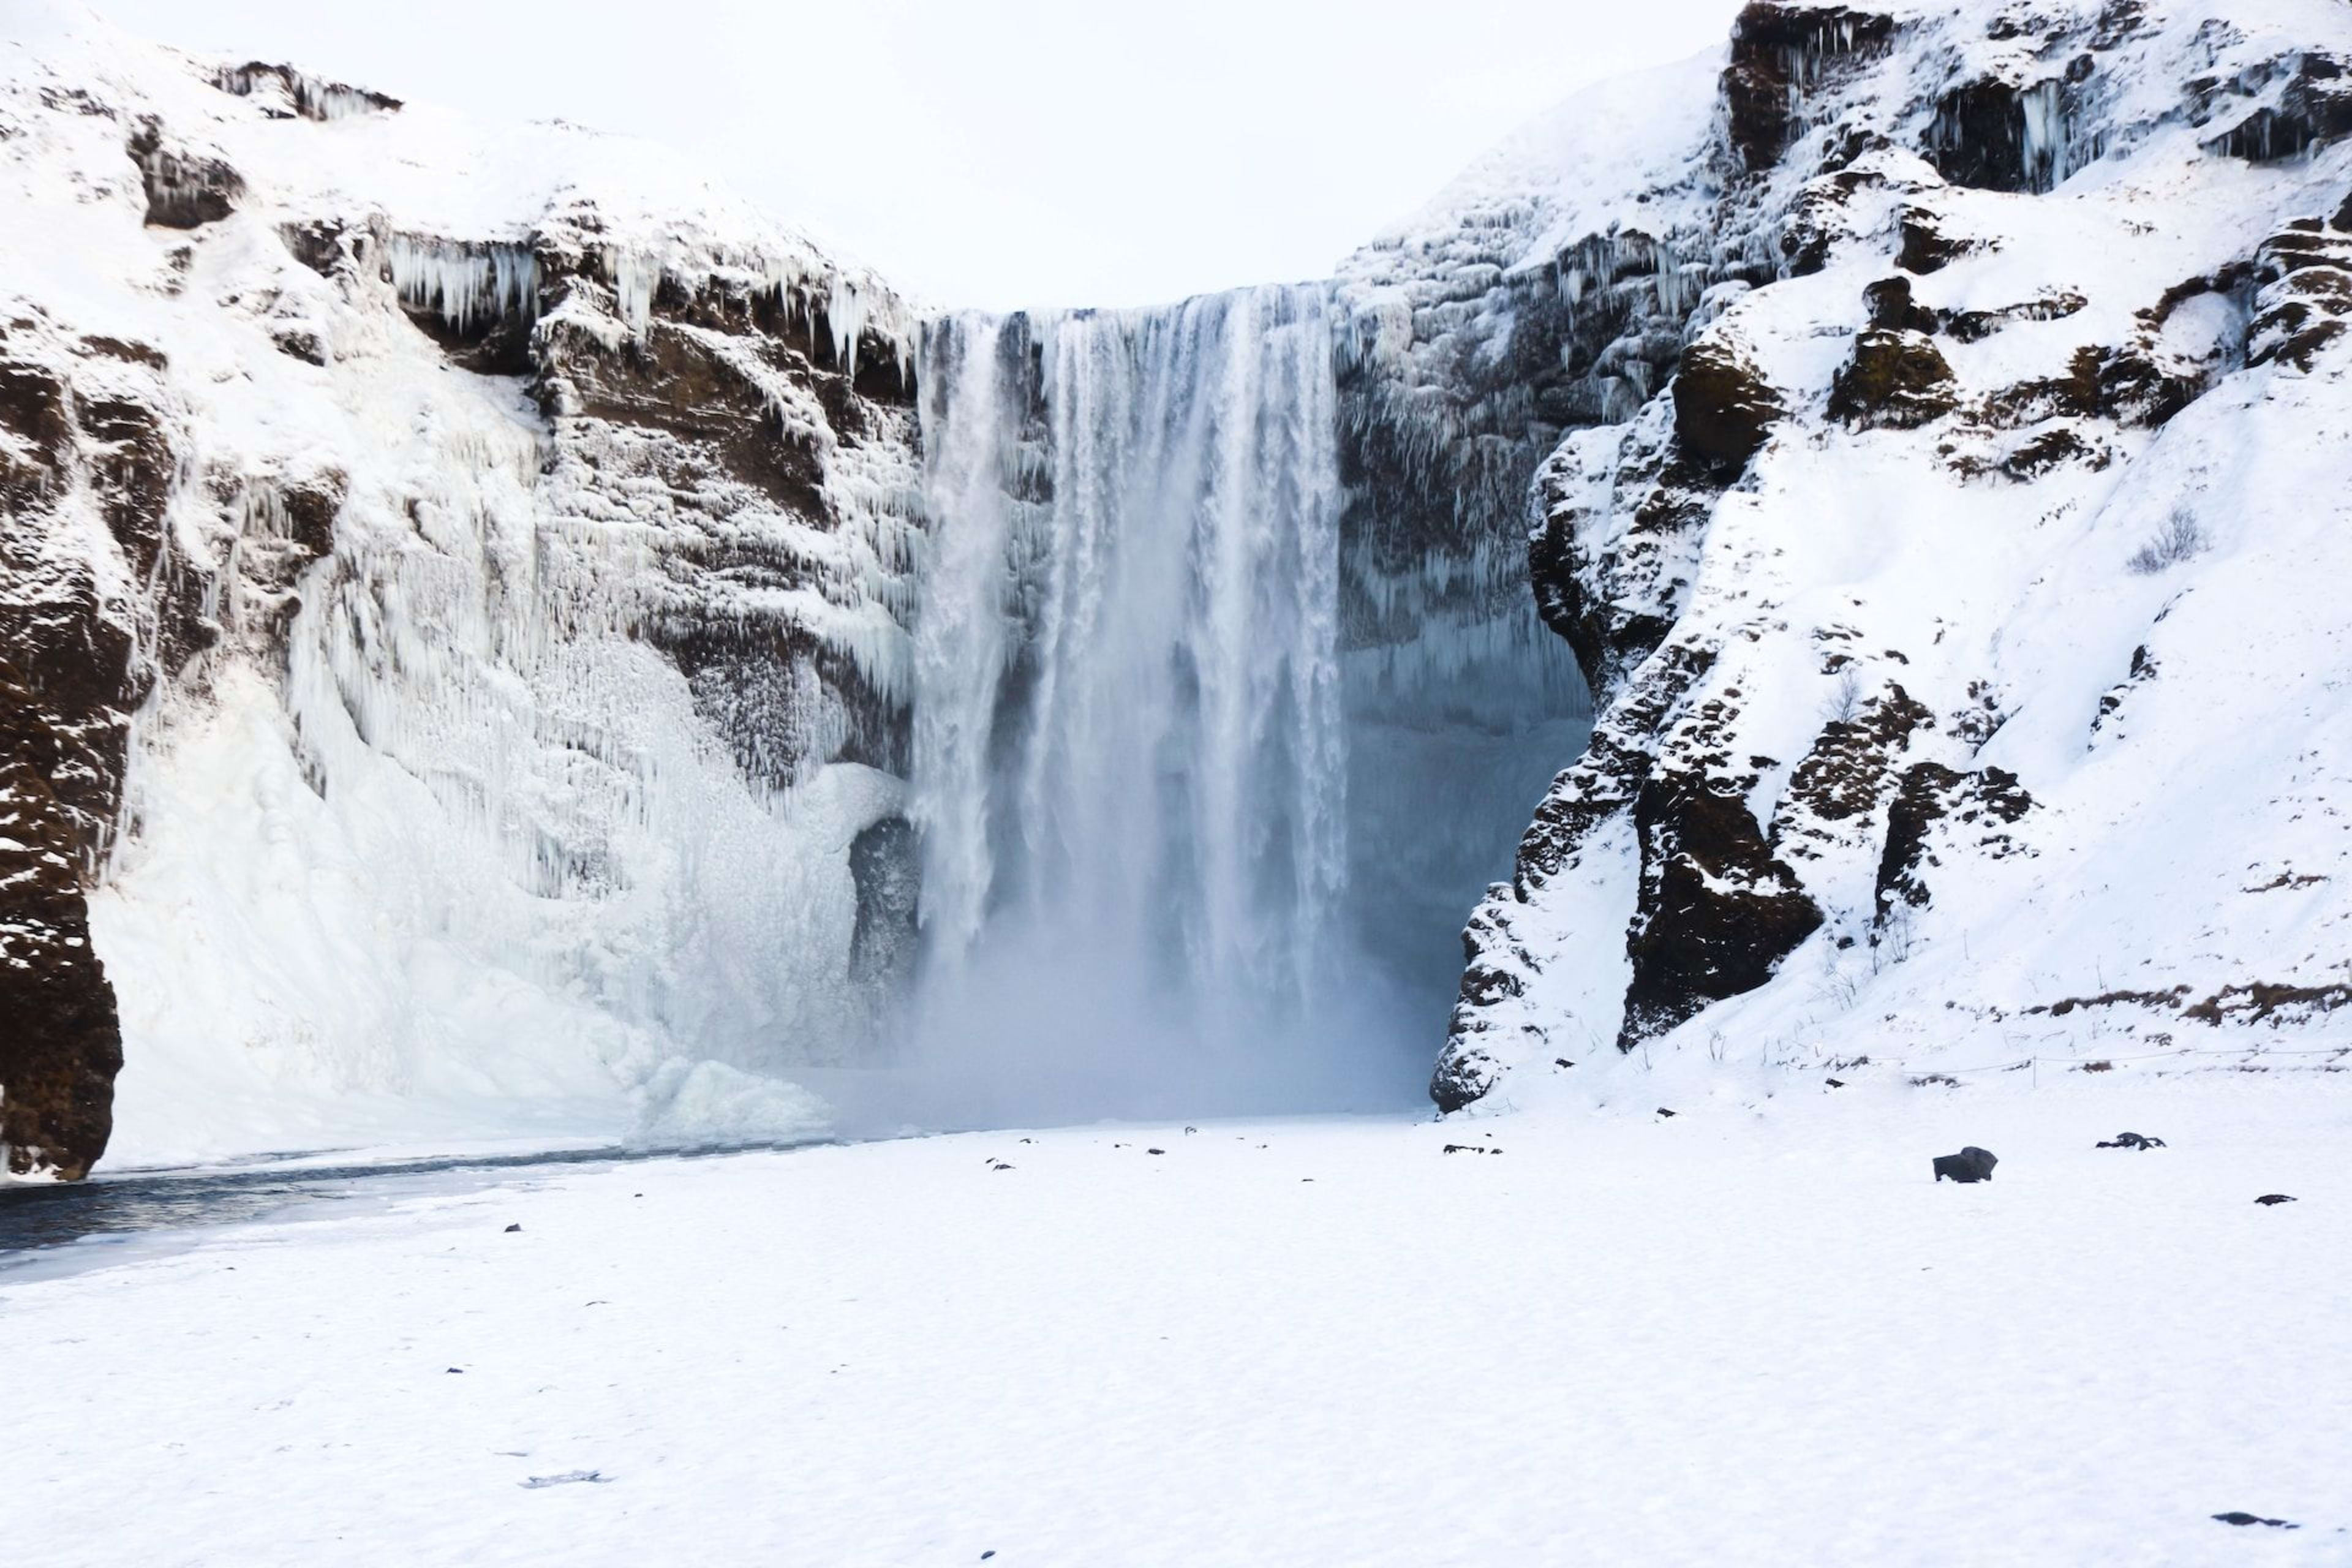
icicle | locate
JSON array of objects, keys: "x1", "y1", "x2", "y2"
[
  {"x1": 2019, "y1": 80, "x2": 2070, "y2": 192},
  {"x1": 601, "y1": 246, "x2": 662, "y2": 336},
  {"x1": 827, "y1": 276, "x2": 867, "y2": 381},
  {"x1": 385, "y1": 236, "x2": 540, "y2": 336}
]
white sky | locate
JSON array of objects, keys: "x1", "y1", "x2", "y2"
[{"x1": 94, "y1": 0, "x2": 1747, "y2": 311}]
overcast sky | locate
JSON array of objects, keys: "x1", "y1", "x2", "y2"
[{"x1": 95, "y1": 0, "x2": 1746, "y2": 310}]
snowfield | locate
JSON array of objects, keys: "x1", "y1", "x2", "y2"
[{"x1": 7, "y1": 1077, "x2": 2347, "y2": 1566}]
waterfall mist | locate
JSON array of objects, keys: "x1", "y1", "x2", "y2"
[{"x1": 858, "y1": 282, "x2": 1588, "y2": 1129}]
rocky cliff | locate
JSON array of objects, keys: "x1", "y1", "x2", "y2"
[
  {"x1": 0, "y1": 4, "x2": 922, "y2": 1176},
  {"x1": 1421, "y1": 0, "x2": 2352, "y2": 1110},
  {"x1": 13, "y1": 0, "x2": 2352, "y2": 1172}
]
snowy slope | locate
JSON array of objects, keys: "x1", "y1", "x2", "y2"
[
  {"x1": 0, "y1": 2, "x2": 922, "y2": 1174},
  {"x1": 6, "y1": 1083, "x2": 2348, "y2": 1564},
  {"x1": 1425, "y1": 0, "x2": 2352, "y2": 1110}
]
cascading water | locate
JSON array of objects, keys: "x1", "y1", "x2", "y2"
[
  {"x1": 903, "y1": 284, "x2": 1379, "y2": 1119},
  {"x1": 893, "y1": 281, "x2": 1590, "y2": 1124}
]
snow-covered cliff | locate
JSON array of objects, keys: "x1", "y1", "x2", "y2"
[
  {"x1": 12, "y1": 0, "x2": 2352, "y2": 1177},
  {"x1": 0, "y1": 4, "x2": 922, "y2": 1176},
  {"x1": 1420, "y1": 0, "x2": 2352, "y2": 1110}
]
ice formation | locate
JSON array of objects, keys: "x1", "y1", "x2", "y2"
[{"x1": 385, "y1": 236, "x2": 541, "y2": 336}]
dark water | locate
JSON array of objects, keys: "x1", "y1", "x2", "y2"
[{"x1": 0, "y1": 1138, "x2": 834, "y2": 1267}]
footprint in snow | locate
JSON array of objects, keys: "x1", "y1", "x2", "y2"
[{"x1": 521, "y1": 1470, "x2": 611, "y2": 1489}]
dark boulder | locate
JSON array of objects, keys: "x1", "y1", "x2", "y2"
[
  {"x1": 2211, "y1": 1512, "x2": 2299, "y2": 1529},
  {"x1": 1864, "y1": 277, "x2": 1939, "y2": 335},
  {"x1": 1830, "y1": 329, "x2": 1959, "y2": 429},
  {"x1": 1897, "y1": 208, "x2": 1978, "y2": 275},
  {"x1": 1932, "y1": 1146, "x2": 1999, "y2": 1183},
  {"x1": 1673, "y1": 337, "x2": 1785, "y2": 477}
]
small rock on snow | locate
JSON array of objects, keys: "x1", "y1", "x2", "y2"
[
  {"x1": 2212, "y1": 1512, "x2": 2299, "y2": 1528},
  {"x1": 520, "y1": 1469, "x2": 611, "y2": 1489},
  {"x1": 1932, "y1": 1147, "x2": 1999, "y2": 1184},
  {"x1": 2255, "y1": 1194, "x2": 2298, "y2": 1205}
]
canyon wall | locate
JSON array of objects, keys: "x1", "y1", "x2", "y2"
[
  {"x1": 1, "y1": 7, "x2": 923, "y2": 1175},
  {"x1": 1419, "y1": 0, "x2": 2352, "y2": 1110}
]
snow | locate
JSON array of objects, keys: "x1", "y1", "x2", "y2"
[
  {"x1": 7, "y1": 1081, "x2": 2349, "y2": 1564},
  {"x1": 0, "y1": 1, "x2": 926, "y2": 1169},
  {"x1": 1434, "y1": 0, "x2": 2352, "y2": 1102}
]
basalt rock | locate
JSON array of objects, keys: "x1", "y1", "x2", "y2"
[
  {"x1": 2247, "y1": 225, "x2": 2352, "y2": 370},
  {"x1": 208, "y1": 62, "x2": 401, "y2": 121},
  {"x1": 535, "y1": 252, "x2": 919, "y2": 794},
  {"x1": 1875, "y1": 763, "x2": 2034, "y2": 918},
  {"x1": 1721, "y1": 4, "x2": 1897, "y2": 173},
  {"x1": 1932, "y1": 1146, "x2": 1998, "y2": 1183},
  {"x1": 1673, "y1": 336, "x2": 1785, "y2": 477},
  {"x1": 1830, "y1": 328, "x2": 1959, "y2": 429},
  {"x1": 1620, "y1": 764, "x2": 1824, "y2": 1049},
  {"x1": 1897, "y1": 207, "x2": 1978, "y2": 276},
  {"x1": 1864, "y1": 277, "x2": 1939, "y2": 336},
  {"x1": 1926, "y1": 77, "x2": 2081, "y2": 195},
  {"x1": 1772, "y1": 686, "x2": 1937, "y2": 867},
  {"x1": 126, "y1": 119, "x2": 244, "y2": 229},
  {"x1": 0, "y1": 654, "x2": 124, "y2": 1182},
  {"x1": 848, "y1": 815, "x2": 920, "y2": 989},
  {"x1": 0, "y1": 332, "x2": 190, "y2": 1179},
  {"x1": 2203, "y1": 54, "x2": 2352, "y2": 164}
]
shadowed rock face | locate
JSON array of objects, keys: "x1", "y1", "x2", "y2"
[
  {"x1": 126, "y1": 120, "x2": 244, "y2": 228},
  {"x1": 1830, "y1": 329, "x2": 1959, "y2": 429},
  {"x1": 0, "y1": 330, "x2": 192, "y2": 1180},
  {"x1": 1622, "y1": 772, "x2": 1823, "y2": 1048},
  {"x1": 0, "y1": 654, "x2": 124, "y2": 1181},
  {"x1": 1721, "y1": 4, "x2": 1897, "y2": 173},
  {"x1": 1673, "y1": 338, "x2": 1784, "y2": 477}
]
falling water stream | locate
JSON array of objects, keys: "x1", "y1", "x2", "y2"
[{"x1": 892, "y1": 283, "x2": 1588, "y2": 1122}]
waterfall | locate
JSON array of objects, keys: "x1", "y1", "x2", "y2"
[{"x1": 905, "y1": 284, "x2": 1364, "y2": 1118}]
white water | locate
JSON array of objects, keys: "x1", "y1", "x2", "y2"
[{"x1": 904, "y1": 284, "x2": 1392, "y2": 1119}]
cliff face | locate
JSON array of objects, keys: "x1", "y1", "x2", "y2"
[
  {"x1": 0, "y1": 6, "x2": 922, "y2": 1176},
  {"x1": 1425, "y1": 0, "x2": 2352, "y2": 1110}
]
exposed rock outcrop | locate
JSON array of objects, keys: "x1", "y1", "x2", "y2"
[
  {"x1": 1, "y1": 18, "x2": 927, "y2": 1174},
  {"x1": 1436, "y1": 0, "x2": 2352, "y2": 1110},
  {"x1": 1830, "y1": 329, "x2": 1959, "y2": 429},
  {"x1": 0, "y1": 322, "x2": 189, "y2": 1178}
]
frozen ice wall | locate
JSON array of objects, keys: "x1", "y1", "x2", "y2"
[{"x1": 900, "y1": 285, "x2": 1586, "y2": 1122}]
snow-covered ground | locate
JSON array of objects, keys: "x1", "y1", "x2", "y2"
[{"x1": 7, "y1": 1078, "x2": 2346, "y2": 1566}]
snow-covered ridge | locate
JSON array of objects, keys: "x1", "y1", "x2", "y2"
[
  {"x1": 1425, "y1": 0, "x2": 2352, "y2": 1112},
  {"x1": 0, "y1": 1, "x2": 925, "y2": 1177}
]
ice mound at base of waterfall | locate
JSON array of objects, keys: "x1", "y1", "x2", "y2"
[{"x1": 1, "y1": 3, "x2": 909, "y2": 1171}]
